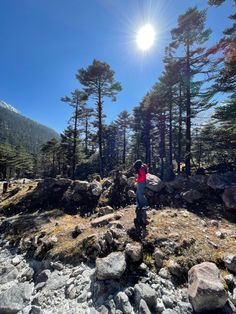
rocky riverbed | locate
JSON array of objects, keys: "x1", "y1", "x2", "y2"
[{"x1": 0, "y1": 236, "x2": 194, "y2": 314}]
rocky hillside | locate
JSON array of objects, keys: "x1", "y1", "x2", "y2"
[{"x1": 0, "y1": 172, "x2": 236, "y2": 313}]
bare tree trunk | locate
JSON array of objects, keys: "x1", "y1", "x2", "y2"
[
  {"x1": 98, "y1": 86, "x2": 104, "y2": 178},
  {"x1": 185, "y1": 41, "x2": 191, "y2": 176},
  {"x1": 177, "y1": 83, "x2": 183, "y2": 174},
  {"x1": 72, "y1": 100, "x2": 78, "y2": 180},
  {"x1": 122, "y1": 128, "x2": 126, "y2": 165}
]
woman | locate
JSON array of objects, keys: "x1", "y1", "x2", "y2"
[{"x1": 133, "y1": 160, "x2": 149, "y2": 232}]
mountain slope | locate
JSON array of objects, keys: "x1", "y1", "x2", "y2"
[{"x1": 0, "y1": 101, "x2": 59, "y2": 154}]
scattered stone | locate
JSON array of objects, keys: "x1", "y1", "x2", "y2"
[
  {"x1": 224, "y1": 253, "x2": 236, "y2": 274},
  {"x1": 98, "y1": 206, "x2": 114, "y2": 217},
  {"x1": 156, "y1": 298, "x2": 165, "y2": 313},
  {"x1": 91, "y1": 213, "x2": 122, "y2": 227},
  {"x1": 139, "y1": 299, "x2": 151, "y2": 314},
  {"x1": 167, "y1": 260, "x2": 182, "y2": 278},
  {"x1": 0, "y1": 265, "x2": 18, "y2": 284},
  {"x1": 188, "y1": 262, "x2": 228, "y2": 313},
  {"x1": 154, "y1": 248, "x2": 164, "y2": 268},
  {"x1": 11, "y1": 255, "x2": 21, "y2": 266},
  {"x1": 162, "y1": 295, "x2": 174, "y2": 309},
  {"x1": 128, "y1": 190, "x2": 136, "y2": 198},
  {"x1": 50, "y1": 261, "x2": 64, "y2": 271},
  {"x1": 134, "y1": 282, "x2": 156, "y2": 308},
  {"x1": 96, "y1": 252, "x2": 126, "y2": 280},
  {"x1": 181, "y1": 189, "x2": 202, "y2": 203},
  {"x1": 72, "y1": 225, "x2": 84, "y2": 238},
  {"x1": 115, "y1": 291, "x2": 134, "y2": 314},
  {"x1": 146, "y1": 174, "x2": 165, "y2": 193},
  {"x1": 125, "y1": 242, "x2": 143, "y2": 262},
  {"x1": 224, "y1": 274, "x2": 235, "y2": 287},
  {"x1": 222, "y1": 187, "x2": 236, "y2": 209}
]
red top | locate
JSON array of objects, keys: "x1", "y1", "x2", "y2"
[{"x1": 136, "y1": 167, "x2": 147, "y2": 183}]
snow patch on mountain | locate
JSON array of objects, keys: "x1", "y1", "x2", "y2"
[{"x1": 0, "y1": 100, "x2": 20, "y2": 114}]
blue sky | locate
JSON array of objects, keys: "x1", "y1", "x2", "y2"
[{"x1": 0, "y1": 0, "x2": 233, "y2": 133}]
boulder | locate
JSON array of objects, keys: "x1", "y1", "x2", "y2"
[
  {"x1": 96, "y1": 252, "x2": 126, "y2": 280},
  {"x1": 146, "y1": 174, "x2": 165, "y2": 193},
  {"x1": 125, "y1": 243, "x2": 143, "y2": 262},
  {"x1": 0, "y1": 283, "x2": 33, "y2": 314},
  {"x1": 102, "y1": 179, "x2": 113, "y2": 189},
  {"x1": 167, "y1": 260, "x2": 182, "y2": 277},
  {"x1": 224, "y1": 253, "x2": 236, "y2": 274},
  {"x1": 127, "y1": 177, "x2": 136, "y2": 188},
  {"x1": 128, "y1": 190, "x2": 136, "y2": 198},
  {"x1": 139, "y1": 299, "x2": 151, "y2": 314},
  {"x1": 153, "y1": 248, "x2": 164, "y2": 268},
  {"x1": 222, "y1": 187, "x2": 236, "y2": 209},
  {"x1": 207, "y1": 173, "x2": 234, "y2": 190},
  {"x1": 0, "y1": 265, "x2": 18, "y2": 284},
  {"x1": 181, "y1": 189, "x2": 202, "y2": 203},
  {"x1": 97, "y1": 206, "x2": 114, "y2": 217},
  {"x1": 115, "y1": 291, "x2": 134, "y2": 314},
  {"x1": 91, "y1": 180, "x2": 102, "y2": 196},
  {"x1": 134, "y1": 282, "x2": 156, "y2": 308},
  {"x1": 188, "y1": 262, "x2": 228, "y2": 313}
]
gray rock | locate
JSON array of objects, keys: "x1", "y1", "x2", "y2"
[
  {"x1": 139, "y1": 299, "x2": 151, "y2": 314},
  {"x1": 98, "y1": 206, "x2": 114, "y2": 217},
  {"x1": 125, "y1": 243, "x2": 143, "y2": 262},
  {"x1": 162, "y1": 310, "x2": 178, "y2": 314},
  {"x1": 45, "y1": 272, "x2": 67, "y2": 290},
  {"x1": 154, "y1": 248, "x2": 164, "y2": 268},
  {"x1": 224, "y1": 253, "x2": 236, "y2": 274},
  {"x1": 115, "y1": 291, "x2": 134, "y2": 314},
  {"x1": 181, "y1": 189, "x2": 202, "y2": 203},
  {"x1": 222, "y1": 187, "x2": 236, "y2": 209},
  {"x1": 146, "y1": 174, "x2": 165, "y2": 192},
  {"x1": 134, "y1": 282, "x2": 156, "y2": 308},
  {"x1": 188, "y1": 262, "x2": 228, "y2": 313},
  {"x1": 128, "y1": 190, "x2": 136, "y2": 198},
  {"x1": 0, "y1": 283, "x2": 31, "y2": 313},
  {"x1": 30, "y1": 305, "x2": 44, "y2": 314},
  {"x1": 162, "y1": 295, "x2": 174, "y2": 309},
  {"x1": 35, "y1": 269, "x2": 51, "y2": 284},
  {"x1": 91, "y1": 180, "x2": 102, "y2": 196},
  {"x1": 224, "y1": 274, "x2": 235, "y2": 286},
  {"x1": 96, "y1": 252, "x2": 126, "y2": 280},
  {"x1": 156, "y1": 298, "x2": 165, "y2": 313},
  {"x1": 21, "y1": 267, "x2": 34, "y2": 281},
  {"x1": 50, "y1": 261, "x2": 64, "y2": 271},
  {"x1": 125, "y1": 287, "x2": 134, "y2": 298},
  {"x1": 0, "y1": 265, "x2": 18, "y2": 285},
  {"x1": 127, "y1": 177, "x2": 136, "y2": 188},
  {"x1": 232, "y1": 288, "x2": 236, "y2": 306},
  {"x1": 11, "y1": 256, "x2": 21, "y2": 266},
  {"x1": 167, "y1": 260, "x2": 182, "y2": 278},
  {"x1": 159, "y1": 268, "x2": 171, "y2": 279}
]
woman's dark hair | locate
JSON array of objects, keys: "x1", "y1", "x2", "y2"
[{"x1": 133, "y1": 160, "x2": 143, "y2": 172}]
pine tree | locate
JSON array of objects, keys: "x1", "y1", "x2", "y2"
[
  {"x1": 114, "y1": 110, "x2": 132, "y2": 166},
  {"x1": 77, "y1": 59, "x2": 122, "y2": 178},
  {"x1": 171, "y1": 7, "x2": 211, "y2": 175},
  {"x1": 61, "y1": 90, "x2": 88, "y2": 179}
]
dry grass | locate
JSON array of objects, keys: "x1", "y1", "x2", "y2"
[{"x1": 1, "y1": 184, "x2": 236, "y2": 272}]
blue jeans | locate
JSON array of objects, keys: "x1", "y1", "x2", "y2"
[{"x1": 136, "y1": 182, "x2": 148, "y2": 209}]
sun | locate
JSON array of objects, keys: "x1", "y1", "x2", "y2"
[{"x1": 137, "y1": 24, "x2": 155, "y2": 51}]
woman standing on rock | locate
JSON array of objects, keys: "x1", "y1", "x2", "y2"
[{"x1": 133, "y1": 160, "x2": 149, "y2": 237}]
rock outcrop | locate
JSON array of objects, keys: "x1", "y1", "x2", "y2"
[{"x1": 188, "y1": 262, "x2": 228, "y2": 313}]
